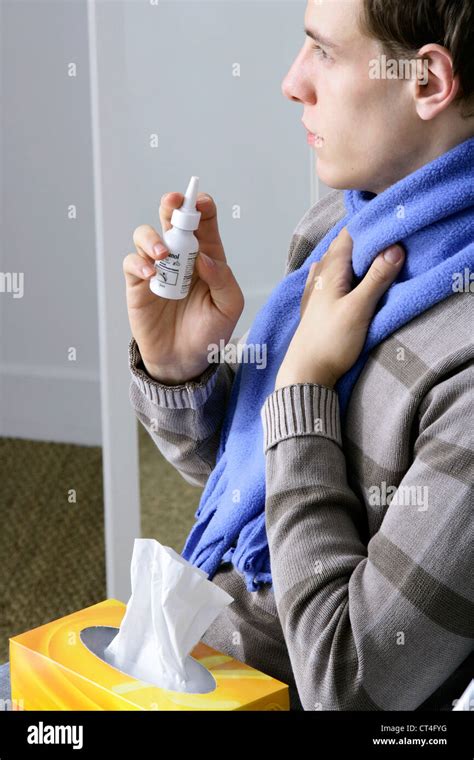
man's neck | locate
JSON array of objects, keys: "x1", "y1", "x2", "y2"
[{"x1": 367, "y1": 129, "x2": 474, "y2": 195}]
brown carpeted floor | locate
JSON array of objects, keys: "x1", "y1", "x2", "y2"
[{"x1": 0, "y1": 422, "x2": 202, "y2": 662}]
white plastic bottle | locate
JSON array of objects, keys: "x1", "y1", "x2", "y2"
[{"x1": 149, "y1": 175, "x2": 202, "y2": 300}]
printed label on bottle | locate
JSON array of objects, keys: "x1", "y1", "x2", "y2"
[
  {"x1": 180, "y1": 251, "x2": 198, "y2": 295},
  {"x1": 152, "y1": 249, "x2": 197, "y2": 296},
  {"x1": 154, "y1": 251, "x2": 180, "y2": 287}
]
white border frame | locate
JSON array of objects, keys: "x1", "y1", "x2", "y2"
[{"x1": 87, "y1": 0, "x2": 141, "y2": 600}]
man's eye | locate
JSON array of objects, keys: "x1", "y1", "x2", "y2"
[{"x1": 310, "y1": 42, "x2": 329, "y2": 60}]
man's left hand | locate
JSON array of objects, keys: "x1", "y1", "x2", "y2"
[{"x1": 275, "y1": 227, "x2": 405, "y2": 391}]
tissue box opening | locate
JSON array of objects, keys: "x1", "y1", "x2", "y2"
[{"x1": 80, "y1": 626, "x2": 217, "y2": 695}]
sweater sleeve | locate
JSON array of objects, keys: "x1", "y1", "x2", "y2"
[
  {"x1": 259, "y1": 364, "x2": 474, "y2": 711},
  {"x1": 128, "y1": 332, "x2": 248, "y2": 488}
]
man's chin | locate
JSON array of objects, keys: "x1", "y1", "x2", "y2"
[{"x1": 315, "y1": 159, "x2": 352, "y2": 191}]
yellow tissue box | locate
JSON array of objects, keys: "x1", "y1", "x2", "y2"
[{"x1": 9, "y1": 599, "x2": 289, "y2": 711}]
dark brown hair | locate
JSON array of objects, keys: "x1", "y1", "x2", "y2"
[{"x1": 359, "y1": 0, "x2": 474, "y2": 117}]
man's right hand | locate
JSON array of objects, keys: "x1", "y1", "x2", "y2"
[{"x1": 123, "y1": 191, "x2": 245, "y2": 385}]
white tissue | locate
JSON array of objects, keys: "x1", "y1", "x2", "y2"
[
  {"x1": 103, "y1": 538, "x2": 234, "y2": 693},
  {"x1": 452, "y1": 678, "x2": 474, "y2": 711}
]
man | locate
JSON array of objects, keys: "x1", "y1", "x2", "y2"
[{"x1": 123, "y1": 0, "x2": 473, "y2": 710}]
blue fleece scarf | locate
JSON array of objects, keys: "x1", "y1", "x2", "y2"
[{"x1": 181, "y1": 136, "x2": 474, "y2": 592}]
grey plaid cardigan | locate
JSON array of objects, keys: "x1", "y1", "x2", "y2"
[{"x1": 128, "y1": 190, "x2": 474, "y2": 711}]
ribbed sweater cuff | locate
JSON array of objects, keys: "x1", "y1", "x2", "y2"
[
  {"x1": 260, "y1": 383, "x2": 342, "y2": 453},
  {"x1": 128, "y1": 337, "x2": 222, "y2": 410}
]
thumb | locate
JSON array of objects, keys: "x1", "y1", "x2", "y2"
[
  {"x1": 351, "y1": 243, "x2": 405, "y2": 318},
  {"x1": 195, "y1": 250, "x2": 243, "y2": 317}
]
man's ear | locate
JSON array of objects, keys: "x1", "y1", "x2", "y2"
[{"x1": 414, "y1": 43, "x2": 461, "y2": 120}]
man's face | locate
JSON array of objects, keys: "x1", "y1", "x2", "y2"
[{"x1": 282, "y1": 0, "x2": 425, "y2": 193}]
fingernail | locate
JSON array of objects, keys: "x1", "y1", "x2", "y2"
[
  {"x1": 142, "y1": 265, "x2": 155, "y2": 277},
  {"x1": 384, "y1": 246, "x2": 403, "y2": 264},
  {"x1": 153, "y1": 243, "x2": 168, "y2": 257},
  {"x1": 200, "y1": 251, "x2": 215, "y2": 267}
]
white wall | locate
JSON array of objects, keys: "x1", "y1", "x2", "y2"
[
  {"x1": 121, "y1": 0, "x2": 317, "y2": 338},
  {"x1": 0, "y1": 0, "x2": 100, "y2": 444}
]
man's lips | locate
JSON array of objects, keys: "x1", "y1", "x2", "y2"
[{"x1": 303, "y1": 121, "x2": 324, "y2": 147}]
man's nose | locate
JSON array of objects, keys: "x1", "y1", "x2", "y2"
[
  {"x1": 281, "y1": 49, "x2": 314, "y2": 103},
  {"x1": 281, "y1": 68, "x2": 296, "y2": 101}
]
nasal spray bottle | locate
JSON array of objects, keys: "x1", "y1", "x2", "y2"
[{"x1": 149, "y1": 176, "x2": 202, "y2": 300}]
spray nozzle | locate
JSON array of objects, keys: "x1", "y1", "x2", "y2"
[
  {"x1": 170, "y1": 175, "x2": 202, "y2": 232},
  {"x1": 182, "y1": 176, "x2": 199, "y2": 210}
]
